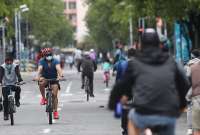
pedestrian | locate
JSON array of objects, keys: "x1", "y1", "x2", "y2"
[
  {"x1": 187, "y1": 49, "x2": 200, "y2": 135},
  {"x1": 108, "y1": 28, "x2": 190, "y2": 135},
  {"x1": 120, "y1": 48, "x2": 137, "y2": 135}
]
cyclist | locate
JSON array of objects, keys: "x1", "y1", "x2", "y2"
[
  {"x1": 102, "y1": 58, "x2": 112, "y2": 83},
  {"x1": 34, "y1": 48, "x2": 63, "y2": 119},
  {"x1": 78, "y1": 51, "x2": 97, "y2": 97},
  {"x1": 0, "y1": 53, "x2": 23, "y2": 120},
  {"x1": 109, "y1": 28, "x2": 190, "y2": 135}
]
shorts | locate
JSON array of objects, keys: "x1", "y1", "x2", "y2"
[
  {"x1": 192, "y1": 95, "x2": 200, "y2": 130},
  {"x1": 128, "y1": 109, "x2": 176, "y2": 135},
  {"x1": 38, "y1": 80, "x2": 60, "y2": 90}
]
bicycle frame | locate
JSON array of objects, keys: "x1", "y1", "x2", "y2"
[{"x1": 41, "y1": 78, "x2": 65, "y2": 124}]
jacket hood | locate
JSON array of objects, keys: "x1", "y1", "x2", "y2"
[{"x1": 137, "y1": 47, "x2": 169, "y2": 65}]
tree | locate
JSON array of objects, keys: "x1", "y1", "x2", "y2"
[
  {"x1": 0, "y1": 0, "x2": 31, "y2": 37},
  {"x1": 86, "y1": 0, "x2": 200, "y2": 50},
  {"x1": 28, "y1": 0, "x2": 73, "y2": 47},
  {"x1": 85, "y1": 0, "x2": 129, "y2": 50}
]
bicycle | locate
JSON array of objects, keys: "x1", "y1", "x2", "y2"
[
  {"x1": 104, "y1": 71, "x2": 110, "y2": 87},
  {"x1": 36, "y1": 78, "x2": 65, "y2": 125},
  {"x1": 1, "y1": 82, "x2": 25, "y2": 126},
  {"x1": 84, "y1": 76, "x2": 90, "y2": 102}
]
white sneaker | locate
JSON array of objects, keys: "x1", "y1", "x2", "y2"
[{"x1": 187, "y1": 129, "x2": 193, "y2": 135}]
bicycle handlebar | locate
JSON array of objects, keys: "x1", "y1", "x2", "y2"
[
  {"x1": 0, "y1": 82, "x2": 26, "y2": 87},
  {"x1": 33, "y1": 78, "x2": 67, "y2": 82}
]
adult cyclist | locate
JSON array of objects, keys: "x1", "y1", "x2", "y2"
[
  {"x1": 78, "y1": 51, "x2": 97, "y2": 97},
  {"x1": 34, "y1": 48, "x2": 63, "y2": 119},
  {"x1": 0, "y1": 53, "x2": 23, "y2": 120}
]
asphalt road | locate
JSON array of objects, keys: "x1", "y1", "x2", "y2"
[{"x1": 0, "y1": 68, "x2": 187, "y2": 135}]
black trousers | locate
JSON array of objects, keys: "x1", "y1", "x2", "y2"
[
  {"x1": 82, "y1": 73, "x2": 94, "y2": 94},
  {"x1": 2, "y1": 86, "x2": 21, "y2": 114},
  {"x1": 121, "y1": 108, "x2": 129, "y2": 133}
]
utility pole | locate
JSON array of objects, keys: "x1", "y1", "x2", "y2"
[
  {"x1": 15, "y1": 5, "x2": 29, "y2": 60},
  {"x1": 18, "y1": 12, "x2": 22, "y2": 60},
  {"x1": 2, "y1": 24, "x2": 6, "y2": 62},
  {"x1": 15, "y1": 9, "x2": 19, "y2": 60},
  {"x1": 129, "y1": 16, "x2": 133, "y2": 47}
]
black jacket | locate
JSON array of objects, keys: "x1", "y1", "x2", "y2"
[
  {"x1": 78, "y1": 57, "x2": 97, "y2": 76},
  {"x1": 108, "y1": 48, "x2": 190, "y2": 117}
]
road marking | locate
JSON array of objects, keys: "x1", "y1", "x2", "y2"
[
  {"x1": 61, "y1": 93, "x2": 73, "y2": 97},
  {"x1": 65, "y1": 81, "x2": 72, "y2": 93},
  {"x1": 42, "y1": 128, "x2": 51, "y2": 134},
  {"x1": 104, "y1": 88, "x2": 111, "y2": 92}
]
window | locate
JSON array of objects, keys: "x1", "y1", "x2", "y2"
[
  {"x1": 64, "y1": 2, "x2": 67, "y2": 9},
  {"x1": 69, "y1": 14, "x2": 77, "y2": 22},
  {"x1": 68, "y1": 2, "x2": 76, "y2": 9}
]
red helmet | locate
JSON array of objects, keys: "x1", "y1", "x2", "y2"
[{"x1": 41, "y1": 48, "x2": 53, "y2": 56}]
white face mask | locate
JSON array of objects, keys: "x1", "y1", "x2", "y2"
[{"x1": 46, "y1": 56, "x2": 53, "y2": 61}]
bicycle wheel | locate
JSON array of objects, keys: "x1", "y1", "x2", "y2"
[
  {"x1": 47, "y1": 91, "x2": 53, "y2": 125},
  {"x1": 10, "y1": 113, "x2": 14, "y2": 125},
  {"x1": 8, "y1": 97, "x2": 15, "y2": 126},
  {"x1": 85, "y1": 78, "x2": 90, "y2": 101}
]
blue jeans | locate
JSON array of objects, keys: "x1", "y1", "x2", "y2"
[{"x1": 128, "y1": 109, "x2": 176, "y2": 135}]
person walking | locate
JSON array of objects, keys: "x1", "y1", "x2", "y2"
[{"x1": 188, "y1": 50, "x2": 200, "y2": 135}]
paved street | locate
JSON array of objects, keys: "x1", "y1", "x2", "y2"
[{"x1": 0, "y1": 68, "x2": 187, "y2": 135}]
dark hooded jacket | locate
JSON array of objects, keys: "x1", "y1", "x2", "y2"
[
  {"x1": 78, "y1": 56, "x2": 97, "y2": 76},
  {"x1": 108, "y1": 47, "x2": 190, "y2": 117}
]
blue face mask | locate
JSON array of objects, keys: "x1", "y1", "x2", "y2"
[
  {"x1": 6, "y1": 64, "x2": 12, "y2": 74},
  {"x1": 6, "y1": 64, "x2": 12, "y2": 69},
  {"x1": 46, "y1": 56, "x2": 53, "y2": 61}
]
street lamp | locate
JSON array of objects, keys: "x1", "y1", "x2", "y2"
[{"x1": 15, "y1": 4, "x2": 29, "y2": 60}]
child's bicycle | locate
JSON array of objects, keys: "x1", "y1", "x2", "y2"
[{"x1": 104, "y1": 71, "x2": 110, "y2": 87}]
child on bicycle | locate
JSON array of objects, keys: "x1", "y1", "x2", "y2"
[
  {"x1": 0, "y1": 53, "x2": 23, "y2": 120},
  {"x1": 102, "y1": 58, "x2": 112, "y2": 83}
]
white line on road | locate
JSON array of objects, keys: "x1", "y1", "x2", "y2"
[
  {"x1": 42, "y1": 128, "x2": 51, "y2": 134},
  {"x1": 104, "y1": 88, "x2": 111, "y2": 92},
  {"x1": 65, "y1": 81, "x2": 72, "y2": 93}
]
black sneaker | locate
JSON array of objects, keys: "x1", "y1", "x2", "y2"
[
  {"x1": 4, "y1": 113, "x2": 9, "y2": 121},
  {"x1": 90, "y1": 93, "x2": 95, "y2": 97},
  {"x1": 81, "y1": 84, "x2": 84, "y2": 89},
  {"x1": 16, "y1": 101, "x2": 20, "y2": 107}
]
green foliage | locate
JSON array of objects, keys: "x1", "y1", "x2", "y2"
[
  {"x1": 28, "y1": 0, "x2": 73, "y2": 47},
  {"x1": 86, "y1": 0, "x2": 200, "y2": 50},
  {"x1": 0, "y1": 0, "x2": 31, "y2": 37},
  {"x1": 85, "y1": 0, "x2": 129, "y2": 50}
]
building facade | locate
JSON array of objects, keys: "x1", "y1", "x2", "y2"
[{"x1": 64, "y1": 0, "x2": 88, "y2": 44}]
